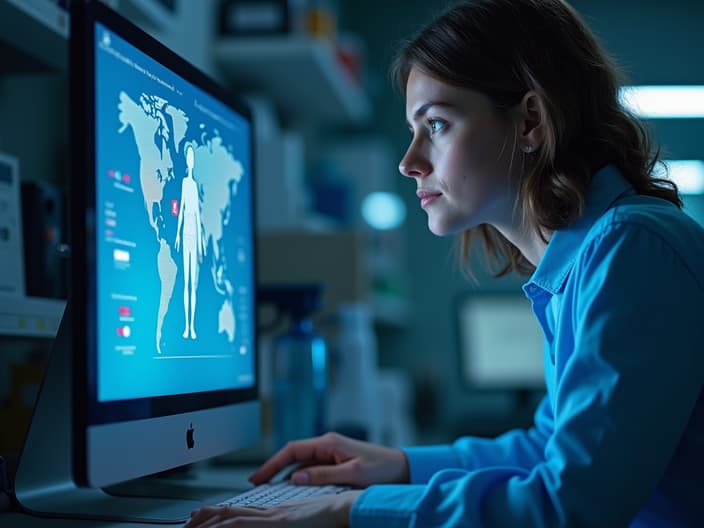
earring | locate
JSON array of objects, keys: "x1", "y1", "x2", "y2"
[{"x1": 523, "y1": 145, "x2": 533, "y2": 153}]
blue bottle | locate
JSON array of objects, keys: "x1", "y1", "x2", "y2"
[{"x1": 259, "y1": 285, "x2": 328, "y2": 450}]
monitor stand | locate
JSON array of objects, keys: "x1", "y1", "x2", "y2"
[{"x1": 14, "y1": 306, "x2": 203, "y2": 523}]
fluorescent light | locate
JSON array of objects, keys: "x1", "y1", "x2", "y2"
[
  {"x1": 655, "y1": 160, "x2": 704, "y2": 195},
  {"x1": 619, "y1": 86, "x2": 704, "y2": 118},
  {"x1": 361, "y1": 192, "x2": 406, "y2": 230}
]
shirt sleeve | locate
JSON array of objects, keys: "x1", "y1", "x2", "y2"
[
  {"x1": 402, "y1": 395, "x2": 554, "y2": 484},
  {"x1": 350, "y1": 222, "x2": 704, "y2": 527}
]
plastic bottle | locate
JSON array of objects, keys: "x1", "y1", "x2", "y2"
[
  {"x1": 328, "y1": 302, "x2": 380, "y2": 443},
  {"x1": 260, "y1": 284, "x2": 328, "y2": 449}
]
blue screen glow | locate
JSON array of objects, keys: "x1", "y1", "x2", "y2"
[{"x1": 94, "y1": 23, "x2": 254, "y2": 402}]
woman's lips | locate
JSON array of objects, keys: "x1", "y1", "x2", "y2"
[{"x1": 417, "y1": 190, "x2": 442, "y2": 208}]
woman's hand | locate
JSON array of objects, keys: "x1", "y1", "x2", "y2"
[
  {"x1": 184, "y1": 490, "x2": 363, "y2": 528},
  {"x1": 250, "y1": 432, "x2": 410, "y2": 488}
]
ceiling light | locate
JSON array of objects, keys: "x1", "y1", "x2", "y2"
[
  {"x1": 656, "y1": 160, "x2": 704, "y2": 195},
  {"x1": 619, "y1": 86, "x2": 704, "y2": 118}
]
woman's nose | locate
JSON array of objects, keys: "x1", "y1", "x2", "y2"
[{"x1": 399, "y1": 141, "x2": 431, "y2": 178}]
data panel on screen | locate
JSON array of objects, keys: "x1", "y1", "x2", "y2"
[{"x1": 94, "y1": 24, "x2": 254, "y2": 402}]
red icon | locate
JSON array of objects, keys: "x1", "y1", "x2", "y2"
[
  {"x1": 108, "y1": 169, "x2": 115, "y2": 178},
  {"x1": 118, "y1": 306, "x2": 131, "y2": 317},
  {"x1": 171, "y1": 199, "x2": 179, "y2": 216},
  {"x1": 123, "y1": 173, "x2": 131, "y2": 184},
  {"x1": 116, "y1": 325, "x2": 131, "y2": 338}
]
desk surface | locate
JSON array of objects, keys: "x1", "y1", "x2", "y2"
[{"x1": 2, "y1": 464, "x2": 257, "y2": 527}]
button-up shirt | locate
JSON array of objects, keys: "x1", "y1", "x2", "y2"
[{"x1": 351, "y1": 165, "x2": 704, "y2": 527}]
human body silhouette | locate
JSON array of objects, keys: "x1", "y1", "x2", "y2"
[{"x1": 175, "y1": 145, "x2": 204, "y2": 339}]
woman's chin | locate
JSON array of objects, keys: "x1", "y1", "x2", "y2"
[
  {"x1": 427, "y1": 219, "x2": 454, "y2": 237},
  {"x1": 427, "y1": 215, "x2": 473, "y2": 237}
]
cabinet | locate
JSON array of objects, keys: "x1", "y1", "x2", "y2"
[
  {"x1": 0, "y1": 0, "x2": 69, "y2": 337},
  {"x1": 215, "y1": 35, "x2": 370, "y2": 127},
  {"x1": 0, "y1": 0, "x2": 68, "y2": 74}
]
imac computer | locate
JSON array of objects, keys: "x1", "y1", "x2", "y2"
[{"x1": 14, "y1": 0, "x2": 258, "y2": 522}]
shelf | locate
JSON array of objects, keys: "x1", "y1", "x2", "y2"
[
  {"x1": 214, "y1": 36, "x2": 371, "y2": 127},
  {"x1": 0, "y1": 0, "x2": 69, "y2": 74},
  {"x1": 114, "y1": 0, "x2": 177, "y2": 31},
  {"x1": 0, "y1": 295, "x2": 66, "y2": 337}
]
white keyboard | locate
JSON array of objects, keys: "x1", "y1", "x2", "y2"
[{"x1": 217, "y1": 481, "x2": 351, "y2": 509}]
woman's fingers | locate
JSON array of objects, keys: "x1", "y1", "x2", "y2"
[
  {"x1": 291, "y1": 459, "x2": 360, "y2": 486},
  {"x1": 184, "y1": 506, "x2": 229, "y2": 527},
  {"x1": 249, "y1": 435, "x2": 343, "y2": 484},
  {"x1": 186, "y1": 506, "x2": 277, "y2": 527}
]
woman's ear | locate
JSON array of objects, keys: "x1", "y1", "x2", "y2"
[{"x1": 516, "y1": 91, "x2": 546, "y2": 153}]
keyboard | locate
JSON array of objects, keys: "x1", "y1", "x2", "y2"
[{"x1": 217, "y1": 481, "x2": 351, "y2": 509}]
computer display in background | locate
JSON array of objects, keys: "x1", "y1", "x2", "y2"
[
  {"x1": 14, "y1": 1, "x2": 259, "y2": 522},
  {"x1": 457, "y1": 295, "x2": 545, "y2": 390}
]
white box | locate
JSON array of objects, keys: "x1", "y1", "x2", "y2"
[
  {"x1": 255, "y1": 131, "x2": 306, "y2": 231},
  {"x1": 0, "y1": 152, "x2": 25, "y2": 297}
]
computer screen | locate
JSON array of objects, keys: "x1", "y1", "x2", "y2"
[
  {"x1": 456, "y1": 295, "x2": 545, "y2": 390},
  {"x1": 93, "y1": 20, "x2": 254, "y2": 403},
  {"x1": 14, "y1": 1, "x2": 259, "y2": 522}
]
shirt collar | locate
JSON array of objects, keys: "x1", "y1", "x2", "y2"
[{"x1": 523, "y1": 164, "x2": 633, "y2": 297}]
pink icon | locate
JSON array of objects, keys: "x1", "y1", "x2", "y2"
[
  {"x1": 171, "y1": 199, "x2": 179, "y2": 216},
  {"x1": 108, "y1": 169, "x2": 115, "y2": 177},
  {"x1": 123, "y1": 173, "x2": 131, "y2": 184}
]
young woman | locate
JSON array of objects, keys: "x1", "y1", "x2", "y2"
[{"x1": 187, "y1": 0, "x2": 704, "y2": 526}]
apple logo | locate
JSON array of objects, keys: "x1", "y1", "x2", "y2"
[{"x1": 186, "y1": 423, "x2": 195, "y2": 450}]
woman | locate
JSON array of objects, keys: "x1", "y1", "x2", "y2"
[{"x1": 187, "y1": 0, "x2": 704, "y2": 526}]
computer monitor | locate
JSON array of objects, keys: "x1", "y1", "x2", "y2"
[
  {"x1": 14, "y1": 0, "x2": 258, "y2": 522},
  {"x1": 456, "y1": 294, "x2": 545, "y2": 390}
]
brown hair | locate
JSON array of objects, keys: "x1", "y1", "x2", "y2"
[{"x1": 391, "y1": 0, "x2": 681, "y2": 278}]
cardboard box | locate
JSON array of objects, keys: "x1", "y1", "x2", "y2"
[{"x1": 256, "y1": 230, "x2": 367, "y2": 317}]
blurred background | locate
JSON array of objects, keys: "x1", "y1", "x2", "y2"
[{"x1": 0, "y1": 0, "x2": 703, "y2": 466}]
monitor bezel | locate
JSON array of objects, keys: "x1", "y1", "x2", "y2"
[{"x1": 70, "y1": 0, "x2": 258, "y2": 485}]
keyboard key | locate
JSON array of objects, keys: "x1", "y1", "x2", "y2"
[{"x1": 217, "y1": 481, "x2": 350, "y2": 509}]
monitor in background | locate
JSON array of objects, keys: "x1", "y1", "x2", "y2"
[
  {"x1": 456, "y1": 295, "x2": 545, "y2": 391},
  {"x1": 14, "y1": 0, "x2": 258, "y2": 522}
]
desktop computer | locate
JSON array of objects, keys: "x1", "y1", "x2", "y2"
[{"x1": 14, "y1": 0, "x2": 259, "y2": 522}]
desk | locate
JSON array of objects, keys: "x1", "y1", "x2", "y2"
[{"x1": 1, "y1": 464, "x2": 256, "y2": 527}]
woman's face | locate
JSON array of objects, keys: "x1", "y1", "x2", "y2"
[{"x1": 400, "y1": 67, "x2": 521, "y2": 236}]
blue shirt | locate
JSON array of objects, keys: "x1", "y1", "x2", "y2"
[{"x1": 351, "y1": 165, "x2": 704, "y2": 527}]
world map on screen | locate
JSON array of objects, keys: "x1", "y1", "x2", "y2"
[{"x1": 116, "y1": 90, "x2": 243, "y2": 354}]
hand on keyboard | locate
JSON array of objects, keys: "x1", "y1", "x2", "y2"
[
  {"x1": 249, "y1": 432, "x2": 410, "y2": 489},
  {"x1": 186, "y1": 432, "x2": 407, "y2": 527},
  {"x1": 217, "y1": 480, "x2": 351, "y2": 509},
  {"x1": 184, "y1": 484, "x2": 363, "y2": 528}
]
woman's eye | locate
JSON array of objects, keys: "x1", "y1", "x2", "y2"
[{"x1": 427, "y1": 119, "x2": 445, "y2": 135}]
